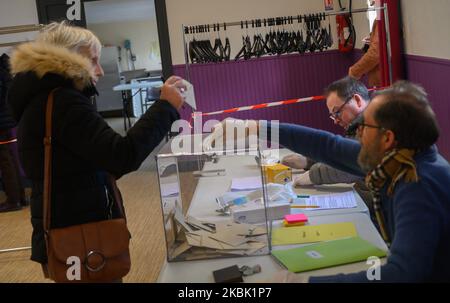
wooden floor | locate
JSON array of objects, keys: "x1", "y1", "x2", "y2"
[{"x1": 0, "y1": 118, "x2": 169, "y2": 283}]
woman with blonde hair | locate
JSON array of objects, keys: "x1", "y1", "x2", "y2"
[{"x1": 7, "y1": 21, "x2": 185, "y2": 281}]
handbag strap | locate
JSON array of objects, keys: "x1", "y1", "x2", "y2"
[
  {"x1": 43, "y1": 89, "x2": 57, "y2": 234},
  {"x1": 107, "y1": 174, "x2": 127, "y2": 222},
  {"x1": 43, "y1": 89, "x2": 127, "y2": 235}
]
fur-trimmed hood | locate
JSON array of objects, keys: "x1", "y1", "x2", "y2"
[
  {"x1": 7, "y1": 42, "x2": 97, "y2": 122},
  {"x1": 10, "y1": 42, "x2": 95, "y2": 90}
]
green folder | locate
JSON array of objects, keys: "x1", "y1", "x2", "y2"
[{"x1": 271, "y1": 237, "x2": 387, "y2": 273}]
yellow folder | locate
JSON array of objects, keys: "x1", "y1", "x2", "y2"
[{"x1": 271, "y1": 222, "x2": 358, "y2": 246}]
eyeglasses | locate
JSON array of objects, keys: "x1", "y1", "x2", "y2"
[
  {"x1": 354, "y1": 115, "x2": 385, "y2": 133},
  {"x1": 329, "y1": 96, "x2": 353, "y2": 121}
]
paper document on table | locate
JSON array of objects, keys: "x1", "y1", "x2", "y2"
[
  {"x1": 230, "y1": 176, "x2": 262, "y2": 191},
  {"x1": 292, "y1": 191, "x2": 357, "y2": 210},
  {"x1": 271, "y1": 222, "x2": 358, "y2": 246}
]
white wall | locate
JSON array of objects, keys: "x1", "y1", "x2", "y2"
[
  {"x1": 0, "y1": 0, "x2": 382, "y2": 67},
  {"x1": 88, "y1": 19, "x2": 161, "y2": 71},
  {"x1": 0, "y1": 0, "x2": 39, "y2": 54},
  {"x1": 0, "y1": 0, "x2": 161, "y2": 71},
  {"x1": 401, "y1": 0, "x2": 450, "y2": 60},
  {"x1": 166, "y1": 0, "x2": 372, "y2": 65}
]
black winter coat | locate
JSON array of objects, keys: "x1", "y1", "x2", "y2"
[
  {"x1": 7, "y1": 42, "x2": 179, "y2": 263},
  {"x1": 0, "y1": 53, "x2": 17, "y2": 131}
]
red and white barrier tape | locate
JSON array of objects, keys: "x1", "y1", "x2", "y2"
[
  {"x1": 0, "y1": 139, "x2": 17, "y2": 145},
  {"x1": 195, "y1": 95, "x2": 324, "y2": 117},
  {"x1": 192, "y1": 87, "x2": 385, "y2": 119}
]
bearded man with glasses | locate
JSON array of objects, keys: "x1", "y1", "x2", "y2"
[{"x1": 207, "y1": 81, "x2": 450, "y2": 282}]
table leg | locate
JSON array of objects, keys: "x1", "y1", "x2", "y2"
[{"x1": 122, "y1": 90, "x2": 128, "y2": 131}]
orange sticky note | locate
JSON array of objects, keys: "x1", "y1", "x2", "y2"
[
  {"x1": 284, "y1": 214, "x2": 308, "y2": 224},
  {"x1": 283, "y1": 220, "x2": 306, "y2": 227}
]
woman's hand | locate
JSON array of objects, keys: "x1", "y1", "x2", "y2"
[{"x1": 160, "y1": 76, "x2": 186, "y2": 110}]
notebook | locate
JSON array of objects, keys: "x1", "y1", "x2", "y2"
[{"x1": 271, "y1": 237, "x2": 387, "y2": 273}]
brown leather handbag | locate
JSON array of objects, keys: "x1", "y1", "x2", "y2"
[{"x1": 43, "y1": 89, "x2": 131, "y2": 283}]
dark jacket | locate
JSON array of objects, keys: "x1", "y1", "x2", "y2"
[
  {"x1": 0, "y1": 53, "x2": 17, "y2": 131},
  {"x1": 7, "y1": 42, "x2": 179, "y2": 263},
  {"x1": 270, "y1": 122, "x2": 450, "y2": 282}
]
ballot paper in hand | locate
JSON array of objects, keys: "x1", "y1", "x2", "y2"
[{"x1": 181, "y1": 80, "x2": 197, "y2": 110}]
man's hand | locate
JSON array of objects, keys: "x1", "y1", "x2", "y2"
[
  {"x1": 203, "y1": 118, "x2": 258, "y2": 151},
  {"x1": 281, "y1": 154, "x2": 308, "y2": 169},
  {"x1": 160, "y1": 76, "x2": 186, "y2": 110},
  {"x1": 293, "y1": 171, "x2": 313, "y2": 187}
]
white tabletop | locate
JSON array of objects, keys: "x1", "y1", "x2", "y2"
[
  {"x1": 155, "y1": 146, "x2": 385, "y2": 283},
  {"x1": 186, "y1": 151, "x2": 368, "y2": 221},
  {"x1": 157, "y1": 212, "x2": 388, "y2": 283}
]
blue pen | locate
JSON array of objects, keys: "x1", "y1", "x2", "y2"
[{"x1": 297, "y1": 195, "x2": 310, "y2": 198}]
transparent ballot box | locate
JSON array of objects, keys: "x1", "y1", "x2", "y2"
[{"x1": 156, "y1": 134, "x2": 292, "y2": 262}]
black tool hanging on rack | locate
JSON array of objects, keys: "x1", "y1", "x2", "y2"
[
  {"x1": 186, "y1": 23, "x2": 231, "y2": 64},
  {"x1": 234, "y1": 14, "x2": 332, "y2": 60},
  {"x1": 211, "y1": 23, "x2": 231, "y2": 61},
  {"x1": 235, "y1": 21, "x2": 252, "y2": 60},
  {"x1": 187, "y1": 11, "x2": 335, "y2": 64}
]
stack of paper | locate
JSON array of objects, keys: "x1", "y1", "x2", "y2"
[
  {"x1": 167, "y1": 208, "x2": 268, "y2": 261},
  {"x1": 230, "y1": 176, "x2": 262, "y2": 191},
  {"x1": 283, "y1": 213, "x2": 309, "y2": 227},
  {"x1": 291, "y1": 191, "x2": 358, "y2": 210}
]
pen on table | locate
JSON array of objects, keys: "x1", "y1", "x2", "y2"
[
  {"x1": 290, "y1": 205, "x2": 321, "y2": 209},
  {"x1": 297, "y1": 195, "x2": 310, "y2": 198}
]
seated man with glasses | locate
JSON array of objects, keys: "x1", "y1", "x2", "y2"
[
  {"x1": 282, "y1": 77, "x2": 370, "y2": 190},
  {"x1": 275, "y1": 81, "x2": 450, "y2": 282}
]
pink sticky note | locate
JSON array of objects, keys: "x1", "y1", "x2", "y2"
[{"x1": 284, "y1": 213, "x2": 308, "y2": 224}]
